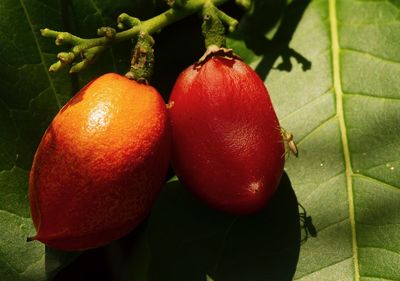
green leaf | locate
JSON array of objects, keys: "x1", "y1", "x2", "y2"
[
  {"x1": 68, "y1": 0, "x2": 156, "y2": 84},
  {"x1": 0, "y1": 0, "x2": 74, "y2": 279},
  {"x1": 2, "y1": 0, "x2": 399, "y2": 280},
  {"x1": 229, "y1": 0, "x2": 400, "y2": 280},
  {"x1": 129, "y1": 175, "x2": 300, "y2": 281},
  {"x1": 125, "y1": 0, "x2": 400, "y2": 280},
  {"x1": 0, "y1": 0, "x2": 155, "y2": 280}
]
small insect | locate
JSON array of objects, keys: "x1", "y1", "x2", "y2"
[
  {"x1": 280, "y1": 127, "x2": 298, "y2": 158},
  {"x1": 298, "y1": 203, "x2": 317, "y2": 242}
]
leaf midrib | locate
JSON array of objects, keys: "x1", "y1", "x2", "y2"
[
  {"x1": 18, "y1": 0, "x2": 62, "y2": 109},
  {"x1": 329, "y1": 0, "x2": 359, "y2": 280}
]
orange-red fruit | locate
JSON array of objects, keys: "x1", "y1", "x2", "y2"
[
  {"x1": 29, "y1": 73, "x2": 170, "y2": 251},
  {"x1": 168, "y1": 57, "x2": 284, "y2": 214}
]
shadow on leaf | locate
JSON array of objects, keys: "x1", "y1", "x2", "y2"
[
  {"x1": 45, "y1": 246, "x2": 79, "y2": 279},
  {"x1": 128, "y1": 172, "x2": 300, "y2": 281},
  {"x1": 298, "y1": 202, "x2": 318, "y2": 243},
  {"x1": 230, "y1": 0, "x2": 311, "y2": 79}
]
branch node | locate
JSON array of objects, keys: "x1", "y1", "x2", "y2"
[
  {"x1": 69, "y1": 59, "x2": 90, "y2": 74},
  {"x1": 97, "y1": 27, "x2": 116, "y2": 41},
  {"x1": 72, "y1": 45, "x2": 83, "y2": 55},
  {"x1": 41, "y1": 1, "x2": 234, "y2": 74},
  {"x1": 216, "y1": 9, "x2": 239, "y2": 32},
  {"x1": 117, "y1": 13, "x2": 141, "y2": 30},
  {"x1": 235, "y1": 0, "x2": 252, "y2": 10},
  {"x1": 49, "y1": 61, "x2": 64, "y2": 72},
  {"x1": 57, "y1": 52, "x2": 75, "y2": 64},
  {"x1": 55, "y1": 34, "x2": 65, "y2": 46},
  {"x1": 40, "y1": 28, "x2": 49, "y2": 36}
]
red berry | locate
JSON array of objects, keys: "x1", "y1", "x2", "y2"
[
  {"x1": 29, "y1": 73, "x2": 170, "y2": 251},
  {"x1": 168, "y1": 57, "x2": 284, "y2": 214}
]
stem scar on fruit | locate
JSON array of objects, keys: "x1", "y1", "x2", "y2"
[
  {"x1": 195, "y1": 44, "x2": 242, "y2": 68},
  {"x1": 281, "y1": 128, "x2": 298, "y2": 158}
]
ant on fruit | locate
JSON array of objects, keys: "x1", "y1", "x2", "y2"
[
  {"x1": 279, "y1": 127, "x2": 298, "y2": 158},
  {"x1": 298, "y1": 203, "x2": 317, "y2": 243}
]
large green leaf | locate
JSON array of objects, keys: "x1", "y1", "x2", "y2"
[
  {"x1": 0, "y1": 0, "x2": 74, "y2": 280},
  {"x1": 0, "y1": 0, "x2": 155, "y2": 280},
  {"x1": 125, "y1": 175, "x2": 300, "y2": 281},
  {"x1": 229, "y1": 0, "x2": 400, "y2": 280},
  {"x1": 2, "y1": 0, "x2": 400, "y2": 280},
  {"x1": 125, "y1": 0, "x2": 400, "y2": 280}
]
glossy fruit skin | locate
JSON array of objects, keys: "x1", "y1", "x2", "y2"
[
  {"x1": 168, "y1": 57, "x2": 284, "y2": 214},
  {"x1": 29, "y1": 73, "x2": 170, "y2": 251}
]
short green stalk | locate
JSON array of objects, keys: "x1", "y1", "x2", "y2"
[
  {"x1": 42, "y1": 0, "x2": 238, "y2": 74},
  {"x1": 125, "y1": 32, "x2": 155, "y2": 83}
]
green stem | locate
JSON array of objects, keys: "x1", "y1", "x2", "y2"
[
  {"x1": 125, "y1": 32, "x2": 155, "y2": 83},
  {"x1": 199, "y1": 0, "x2": 240, "y2": 48},
  {"x1": 201, "y1": 1, "x2": 228, "y2": 48},
  {"x1": 42, "y1": 0, "x2": 232, "y2": 73},
  {"x1": 112, "y1": 0, "x2": 231, "y2": 42}
]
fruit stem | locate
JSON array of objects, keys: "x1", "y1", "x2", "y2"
[
  {"x1": 42, "y1": 0, "x2": 236, "y2": 73},
  {"x1": 26, "y1": 236, "x2": 36, "y2": 242},
  {"x1": 201, "y1": 1, "x2": 238, "y2": 48},
  {"x1": 125, "y1": 32, "x2": 155, "y2": 83}
]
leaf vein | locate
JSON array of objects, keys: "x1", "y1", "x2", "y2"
[
  {"x1": 281, "y1": 87, "x2": 333, "y2": 122},
  {"x1": 329, "y1": 0, "x2": 360, "y2": 279},
  {"x1": 343, "y1": 92, "x2": 400, "y2": 101},
  {"x1": 18, "y1": 0, "x2": 62, "y2": 109},
  {"x1": 360, "y1": 246, "x2": 400, "y2": 257},
  {"x1": 297, "y1": 114, "x2": 336, "y2": 145},
  {"x1": 363, "y1": 160, "x2": 400, "y2": 172},
  {"x1": 359, "y1": 222, "x2": 400, "y2": 227},
  {"x1": 0, "y1": 255, "x2": 22, "y2": 277},
  {"x1": 300, "y1": 171, "x2": 344, "y2": 203},
  {"x1": 353, "y1": 173, "x2": 400, "y2": 191},
  {"x1": 311, "y1": 217, "x2": 348, "y2": 234},
  {"x1": 87, "y1": 0, "x2": 117, "y2": 72},
  {"x1": 362, "y1": 276, "x2": 396, "y2": 281},
  {"x1": 342, "y1": 47, "x2": 400, "y2": 65},
  {"x1": 294, "y1": 257, "x2": 352, "y2": 280}
]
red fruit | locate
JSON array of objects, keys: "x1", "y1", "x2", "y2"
[
  {"x1": 168, "y1": 56, "x2": 284, "y2": 214},
  {"x1": 29, "y1": 73, "x2": 170, "y2": 251}
]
